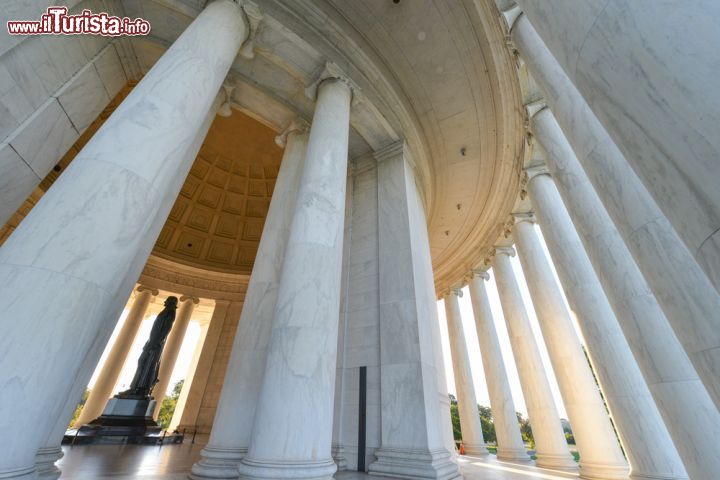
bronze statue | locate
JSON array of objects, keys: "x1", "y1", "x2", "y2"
[{"x1": 119, "y1": 296, "x2": 178, "y2": 398}]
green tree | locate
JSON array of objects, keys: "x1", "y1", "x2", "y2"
[
  {"x1": 157, "y1": 379, "x2": 184, "y2": 430},
  {"x1": 516, "y1": 411, "x2": 534, "y2": 448},
  {"x1": 449, "y1": 394, "x2": 462, "y2": 441},
  {"x1": 478, "y1": 405, "x2": 496, "y2": 444},
  {"x1": 448, "y1": 395, "x2": 498, "y2": 445},
  {"x1": 69, "y1": 388, "x2": 91, "y2": 428}
]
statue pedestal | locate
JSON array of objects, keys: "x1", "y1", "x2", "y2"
[
  {"x1": 85, "y1": 397, "x2": 161, "y2": 436},
  {"x1": 64, "y1": 396, "x2": 185, "y2": 445},
  {"x1": 64, "y1": 296, "x2": 183, "y2": 445}
]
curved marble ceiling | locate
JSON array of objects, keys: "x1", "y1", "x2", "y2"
[{"x1": 121, "y1": 0, "x2": 524, "y2": 293}]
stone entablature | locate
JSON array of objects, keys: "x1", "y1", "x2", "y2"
[{"x1": 139, "y1": 255, "x2": 249, "y2": 302}]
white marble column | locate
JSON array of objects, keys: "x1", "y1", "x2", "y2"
[
  {"x1": 33, "y1": 88, "x2": 223, "y2": 480},
  {"x1": 236, "y1": 75, "x2": 352, "y2": 480},
  {"x1": 153, "y1": 296, "x2": 199, "y2": 418},
  {"x1": 36, "y1": 346, "x2": 110, "y2": 479},
  {"x1": 491, "y1": 248, "x2": 576, "y2": 471},
  {"x1": 169, "y1": 316, "x2": 210, "y2": 431},
  {"x1": 511, "y1": 0, "x2": 720, "y2": 290},
  {"x1": 528, "y1": 104, "x2": 720, "y2": 479},
  {"x1": 369, "y1": 141, "x2": 460, "y2": 480},
  {"x1": 0, "y1": 1, "x2": 247, "y2": 476},
  {"x1": 512, "y1": 215, "x2": 628, "y2": 479},
  {"x1": 74, "y1": 286, "x2": 158, "y2": 427},
  {"x1": 444, "y1": 290, "x2": 488, "y2": 457},
  {"x1": 503, "y1": 6, "x2": 720, "y2": 411},
  {"x1": 467, "y1": 272, "x2": 528, "y2": 462},
  {"x1": 36, "y1": 90, "x2": 222, "y2": 477},
  {"x1": 191, "y1": 122, "x2": 308, "y2": 479},
  {"x1": 524, "y1": 164, "x2": 687, "y2": 479},
  {"x1": 176, "y1": 299, "x2": 231, "y2": 433}
]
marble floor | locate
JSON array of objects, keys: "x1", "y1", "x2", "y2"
[{"x1": 57, "y1": 444, "x2": 579, "y2": 479}]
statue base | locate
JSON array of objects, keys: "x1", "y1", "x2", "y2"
[
  {"x1": 87, "y1": 397, "x2": 161, "y2": 435},
  {"x1": 63, "y1": 397, "x2": 183, "y2": 445}
]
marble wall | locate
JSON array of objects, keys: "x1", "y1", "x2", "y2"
[
  {"x1": 0, "y1": 0, "x2": 133, "y2": 225},
  {"x1": 334, "y1": 154, "x2": 382, "y2": 471}
]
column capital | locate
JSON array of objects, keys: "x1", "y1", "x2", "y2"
[
  {"x1": 524, "y1": 100, "x2": 548, "y2": 121},
  {"x1": 180, "y1": 295, "x2": 201, "y2": 305},
  {"x1": 524, "y1": 163, "x2": 551, "y2": 183},
  {"x1": 374, "y1": 140, "x2": 406, "y2": 163},
  {"x1": 513, "y1": 212, "x2": 536, "y2": 225},
  {"x1": 236, "y1": 0, "x2": 263, "y2": 59},
  {"x1": 274, "y1": 117, "x2": 310, "y2": 148},
  {"x1": 494, "y1": 246, "x2": 516, "y2": 258},
  {"x1": 471, "y1": 269, "x2": 490, "y2": 281},
  {"x1": 304, "y1": 62, "x2": 357, "y2": 102},
  {"x1": 500, "y1": 4, "x2": 524, "y2": 34},
  {"x1": 217, "y1": 84, "x2": 235, "y2": 117},
  {"x1": 450, "y1": 286, "x2": 464, "y2": 298},
  {"x1": 137, "y1": 285, "x2": 159, "y2": 296}
]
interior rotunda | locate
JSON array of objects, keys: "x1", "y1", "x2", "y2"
[{"x1": 0, "y1": 1, "x2": 718, "y2": 480}]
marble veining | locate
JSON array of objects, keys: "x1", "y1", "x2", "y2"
[{"x1": 509, "y1": 11, "x2": 720, "y2": 417}]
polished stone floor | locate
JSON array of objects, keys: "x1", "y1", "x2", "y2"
[{"x1": 57, "y1": 443, "x2": 579, "y2": 479}]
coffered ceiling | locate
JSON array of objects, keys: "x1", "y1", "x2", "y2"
[{"x1": 152, "y1": 111, "x2": 283, "y2": 274}]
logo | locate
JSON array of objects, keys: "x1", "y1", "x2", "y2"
[{"x1": 7, "y1": 7, "x2": 151, "y2": 36}]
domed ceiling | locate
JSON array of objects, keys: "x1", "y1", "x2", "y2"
[
  {"x1": 120, "y1": 0, "x2": 524, "y2": 293},
  {"x1": 0, "y1": 0, "x2": 525, "y2": 295},
  {"x1": 152, "y1": 112, "x2": 283, "y2": 274}
]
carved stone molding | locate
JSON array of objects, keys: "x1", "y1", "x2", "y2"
[
  {"x1": 471, "y1": 269, "x2": 490, "y2": 281},
  {"x1": 139, "y1": 255, "x2": 249, "y2": 302},
  {"x1": 238, "y1": 1, "x2": 263, "y2": 59},
  {"x1": 524, "y1": 163, "x2": 551, "y2": 183},
  {"x1": 274, "y1": 117, "x2": 310, "y2": 148},
  {"x1": 494, "y1": 246, "x2": 517, "y2": 258},
  {"x1": 513, "y1": 212, "x2": 536, "y2": 225},
  {"x1": 374, "y1": 140, "x2": 406, "y2": 164},
  {"x1": 304, "y1": 62, "x2": 358, "y2": 103}
]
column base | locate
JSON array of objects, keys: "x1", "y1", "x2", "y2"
[
  {"x1": 579, "y1": 461, "x2": 629, "y2": 480},
  {"x1": 368, "y1": 447, "x2": 462, "y2": 480},
  {"x1": 461, "y1": 443, "x2": 488, "y2": 457},
  {"x1": 495, "y1": 447, "x2": 531, "y2": 463},
  {"x1": 35, "y1": 446, "x2": 64, "y2": 480},
  {"x1": 332, "y1": 444, "x2": 347, "y2": 471},
  {"x1": 237, "y1": 457, "x2": 336, "y2": 480},
  {"x1": 190, "y1": 445, "x2": 246, "y2": 479},
  {"x1": 629, "y1": 473, "x2": 689, "y2": 480},
  {"x1": 0, "y1": 464, "x2": 37, "y2": 480},
  {"x1": 534, "y1": 452, "x2": 578, "y2": 471}
]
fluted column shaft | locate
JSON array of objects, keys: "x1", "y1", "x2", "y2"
[
  {"x1": 467, "y1": 273, "x2": 528, "y2": 462},
  {"x1": 0, "y1": 2, "x2": 247, "y2": 476},
  {"x1": 153, "y1": 296, "x2": 199, "y2": 418},
  {"x1": 444, "y1": 291, "x2": 488, "y2": 456},
  {"x1": 505, "y1": 7, "x2": 720, "y2": 410},
  {"x1": 529, "y1": 105, "x2": 720, "y2": 479},
  {"x1": 526, "y1": 168, "x2": 687, "y2": 479},
  {"x1": 74, "y1": 286, "x2": 157, "y2": 427},
  {"x1": 513, "y1": 0, "x2": 720, "y2": 289},
  {"x1": 491, "y1": 249, "x2": 576, "y2": 471},
  {"x1": 192, "y1": 125, "x2": 308, "y2": 479},
  {"x1": 237, "y1": 77, "x2": 352, "y2": 480},
  {"x1": 512, "y1": 217, "x2": 628, "y2": 479}
]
